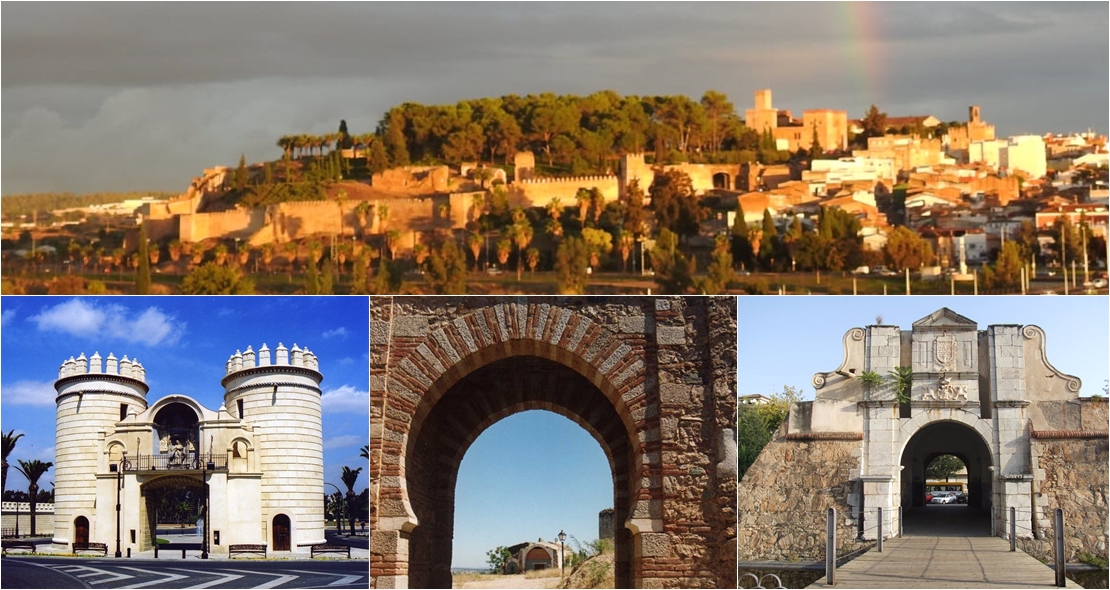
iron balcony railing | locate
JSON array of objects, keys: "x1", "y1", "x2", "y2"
[{"x1": 116, "y1": 453, "x2": 228, "y2": 472}]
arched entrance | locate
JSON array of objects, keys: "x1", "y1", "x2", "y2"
[
  {"x1": 138, "y1": 475, "x2": 206, "y2": 552},
  {"x1": 712, "y1": 172, "x2": 731, "y2": 190},
  {"x1": 900, "y1": 420, "x2": 993, "y2": 536},
  {"x1": 273, "y1": 514, "x2": 291, "y2": 551},
  {"x1": 73, "y1": 516, "x2": 89, "y2": 546},
  {"x1": 406, "y1": 355, "x2": 635, "y2": 589}
]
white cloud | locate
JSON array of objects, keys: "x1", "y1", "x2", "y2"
[
  {"x1": 320, "y1": 327, "x2": 347, "y2": 339},
  {"x1": 323, "y1": 434, "x2": 364, "y2": 450},
  {"x1": 320, "y1": 385, "x2": 368, "y2": 414},
  {"x1": 2, "y1": 380, "x2": 58, "y2": 406},
  {"x1": 29, "y1": 299, "x2": 184, "y2": 346},
  {"x1": 1, "y1": 309, "x2": 15, "y2": 326},
  {"x1": 336, "y1": 357, "x2": 355, "y2": 366}
]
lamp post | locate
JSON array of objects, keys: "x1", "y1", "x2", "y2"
[
  {"x1": 200, "y1": 458, "x2": 210, "y2": 559},
  {"x1": 558, "y1": 529, "x2": 566, "y2": 577},
  {"x1": 114, "y1": 456, "x2": 123, "y2": 558}
]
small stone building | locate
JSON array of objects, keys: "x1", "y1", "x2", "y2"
[
  {"x1": 502, "y1": 539, "x2": 565, "y2": 573},
  {"x1": 51, "y1": 343, "x2": 325, "y2": 555}
]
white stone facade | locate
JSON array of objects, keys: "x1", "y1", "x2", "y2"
[
  {"x1": 806, "y1": 308, "x2": 1083, "y2": 544},
  {"x1": 51, "y1": 343, "x2": 324, "y2": 555}
]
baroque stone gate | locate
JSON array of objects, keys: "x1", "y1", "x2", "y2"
[
  {"x1": 740, "y1": 308, "x2": 1108, "y2": 564},
  {"x1": 370, "y1": 297, "x2": 737, "y2": 589}
]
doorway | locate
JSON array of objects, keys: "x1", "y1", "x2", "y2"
[{"x1": 273, "y1": 514, "x2": 291, "y2": 551}]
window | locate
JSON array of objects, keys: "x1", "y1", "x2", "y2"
[
  {"x1": 237, "y1": 399, "x2": 244, "y2": 418},
  {"x1": 120, "y1": 404, "x2": 128, "y2": 421}
]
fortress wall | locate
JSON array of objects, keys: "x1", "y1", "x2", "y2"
[
  {"x1": 1021, "y1": 435, "x2": 1109, "y2": 562},
  {"x1": 738, "y1": 423, "x2": 868, "y2": 561},
  {"x1": 180, "y1": 209, "x2": 259, "y2": 243},
  {"x1": 511, "y1": 176, "x2": 620, "y2": 209}
]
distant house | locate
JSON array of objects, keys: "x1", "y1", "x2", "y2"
[
  {"x1": 501, "y1": 539, "x2": 565, "y2": 574},
  {"x1": 740, "y1": 394, "x2": 772, "y2": 405}
]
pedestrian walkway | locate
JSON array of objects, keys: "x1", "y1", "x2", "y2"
[{"x1": 807, "y1": 536, "x2": 1080, "y2": 588}]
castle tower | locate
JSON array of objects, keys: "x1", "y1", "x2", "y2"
[
  {"x1": 754, "y1": 89, "x2": 773, "y2": 111},
  {"x1": 53, "y1": 352, "x2": 148, "y2": 550},
  {"x1": 221, "y1": 343, "x2": 325, "y2": 551}
]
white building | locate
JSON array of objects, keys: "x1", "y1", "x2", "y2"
[
  {"x1": 51, "y1": 343, "x2": 325, "y2": 556},
  {"x1": 1000, "y1": 135, "x2": 1047, "y2": 179}
]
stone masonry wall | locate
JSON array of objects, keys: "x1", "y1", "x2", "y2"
[
  {"x1": 738, "y1": 428, "x2": 869, "y2": 561},
  {"x1": 1021, "y1": 437, "x2": 1109, "y2": 563}
]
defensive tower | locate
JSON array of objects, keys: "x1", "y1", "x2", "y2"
[
  {"x1": 52, "y1": 352, "x2": 148, "y2": 549},
  {"x1": 221, "y1": 343, "x2": 325, "y2": 550}
]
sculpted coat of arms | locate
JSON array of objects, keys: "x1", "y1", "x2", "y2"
[{"x1": 934, "y1": 335, "x2": 957, "y2": 372}]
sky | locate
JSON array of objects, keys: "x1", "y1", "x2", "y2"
[
  {"x1": 2, "y1": 2, "x2": 1107, "y2": 195},
  {"x1": 0, "y1": 296, "x2": 370, "y2": 497},
  {"x1": 452, "y1": 410, "x2": 611, "y2": 570},
  {"x1": 738, "y1": 295, "x2": 1110, "y2": 400}
]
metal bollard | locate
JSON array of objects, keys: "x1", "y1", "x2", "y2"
[
  {"x1": 1054, "y1": 509, "x2": 1065, "y2": 588},
  {"x1": 127, "y1": 547, "x2": 131, "y2": 558},
  {"x1": 1010, "y1": 507, "x2": 1016, "y2": 552},
  {"x1": 877, "y1": 507, "x2": 883, "y2": 553},
  {"x1": 182, "y1": 548, "x2": 186, "y2": 559},
  {"x1": 898, "y1": 506, "x2": 903, "y2": 538},
  {"x1": 826, "y1": 507, "x2": 836, "y2": 586}
]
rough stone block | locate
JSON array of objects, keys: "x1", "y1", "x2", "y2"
[
  {"x1": 640, "y1": 533, "x2": 672, "y2": 557},
  {"x1": 391, "y1": 316, "x2": 429, "y2": 338},
  {"x1": 657, "y1": 326, "x2": 686, "y2": 346}
]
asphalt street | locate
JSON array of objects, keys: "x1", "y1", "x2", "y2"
[{"x1": 0, "y1": 557, "x2": 368, "y2": 589}]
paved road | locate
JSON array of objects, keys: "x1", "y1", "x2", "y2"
[
  {"x1": 806, "y1": 536, "x2": 1081, "y2": 588},
  {"x1": 0, "y1": 557, "x2": 368, "y2": 589}
]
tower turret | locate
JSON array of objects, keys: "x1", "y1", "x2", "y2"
[
  {"x1": 221, "y1": 342, "x2": 325, "y2": 550},
  {"x1": 53, "y1": 352, "x2": 148, "y2": 549}
]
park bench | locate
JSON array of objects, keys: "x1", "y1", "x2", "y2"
[
  {"x1": 229, "y1": 544, "x2": 268, "y2": 558},
  {"x1": 72, "y1": 542, "x2": 108, "y2": 556},
  {"x1": 310, "y1": 544, "x2": 350, "y2": 559},
  {"x1": 2, "y1": 540, "x2": 38, "y2": 554}
]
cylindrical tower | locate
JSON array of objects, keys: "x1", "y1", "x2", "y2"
[
  {"x1": 53, "y1": 352, "x2": 148, "y2": 550},
  {"x1": 221, "y1": 342, "x2": 324, "y2": 551}
]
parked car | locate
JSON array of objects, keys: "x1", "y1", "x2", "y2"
[
  {"x1": 930, "y1": 492, "x2": 957, "y2": 504},
  {"x1": 956, "y1": 493, "x2": 968, "y2": 504},
  {"x1": 925, "y1": 492, "x2": 934, "y2": 503}
]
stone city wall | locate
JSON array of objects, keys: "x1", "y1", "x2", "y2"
[
  {"x1": 1021, "y1": 435, "x2": 1109, "y2": 563},
  {"x1": 511, "y1": 175, "x2": 621, "y2": 209},
  {"x1": 738, "y1": 426, "x2": 869, "y2": 562}
]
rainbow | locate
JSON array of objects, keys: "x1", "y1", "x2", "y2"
[{"x1": 840, "y1": 2, "x2": 884, "y2": 110}]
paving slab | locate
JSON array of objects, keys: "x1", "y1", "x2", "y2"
[{"x1": 807, "y1": 536, "x2": 1081, "y2": 588}]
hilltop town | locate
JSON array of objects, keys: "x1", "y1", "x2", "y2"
[{"x1": 2, "y1": 89, "x2": 1106, "y2": 295}]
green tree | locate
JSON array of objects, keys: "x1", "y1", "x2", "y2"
[
  {"x1": 555, "y1": 236, "x2": 590, "y2": 295},
  {"x1": 621, "y1": 178, "x2": 648, "y2": 237},
  {"x1": 426, "y1": 240, "x2": 468, "y2": 294},
  {"x1": 738, "y1": 386, "x2": 803, "y2": 477},
  {"x1": 926, "y1": 455, "x2": 965, "y2": 481},
  {"x1": 15, "y1": 459, "x2": 52, "y2": 537},
  {"x1": 341, "y1": 466, "x2": 362, "y2": 536},
  {"x1": 986, "y1": 241, "x2": 1023, "y2": 291},
  {"x1": 758, "y1": 209, "x2": 777, "y2": 269},
  {"x1": 649, "y1": 169, "x2": 704, "y2": 240},
  {"x1": 235, "y1": 154, "x2": 248, "y2": 191},
  {"x1": 650, "y1": 228, "x2": 696, "y2": 294},
  {"x1": 883, "y1": 226, "x2": 934, "y2": 271},
  {"x1": 581, "y1": 227, "x2": 613, "y2": 269},
  {"x1": 487, "y1": 545, "x2": 512, "y2": 574},
  {"x1": 700, "y1": 234, "x2": 734, "y2": 294},
  {"x1": 861, "y1": 104, "x2": 887, "y2": 142},
  {"x1": 2, "y1": 430, "x2": 24, "y2": 494},
  {"x1": 136, "y1": 223, "x2": 151, "y2": 295},
  {"x1": 180, "y1": 262, "x2": 256, "y2": 295}
]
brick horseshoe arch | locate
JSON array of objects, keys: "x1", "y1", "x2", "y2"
[{"x1": 371, "y1": 297, "x2": 738, "y2": 589}]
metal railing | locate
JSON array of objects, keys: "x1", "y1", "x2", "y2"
[{"x1": 118, "y1": 453, "x2": 227, "y2": 472}]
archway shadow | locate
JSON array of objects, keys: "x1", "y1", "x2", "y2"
[{"x1": 903, "y1": 505, "x2": 991, "y2": 537}]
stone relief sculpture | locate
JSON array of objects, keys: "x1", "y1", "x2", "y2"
[{"x1": 922, "y1": 377, "x2": 969, "y2": 401}]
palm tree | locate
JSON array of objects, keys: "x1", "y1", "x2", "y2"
[
  {"x1": 15, "y1": 459, "x2": 52, "y2": 537},
  {"x1": 359, "y1": 445, "x2": 369, "y2": 460},
  {"x1": 341, "y1": 466, "x2": 363, "y2": 536},
  {"x1": 2, "y1": 430, "x2": 24, "y2": 494}
]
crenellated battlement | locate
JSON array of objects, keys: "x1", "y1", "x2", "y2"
[
  {"x1": 224, "y1": 342, "x2": 319, "y2": 375},
  {"x1": 517, "y1": 175, "x2": 618, "y2": 185},
  {"x1": 57, "y1": 352, "x2": 146, "y2": 382}
]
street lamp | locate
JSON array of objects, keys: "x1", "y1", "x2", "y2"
[
  {"x1": 200, "y1": 459, "x2": 209, "y2": 559},
  {"x1": 558, "y1": 529, "x2": 567, "y2": 577},
  {"x1": 113, "y1": 454, "x2": 124, "y2": 558}
]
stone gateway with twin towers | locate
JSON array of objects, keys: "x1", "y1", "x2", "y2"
[
  {"x1": 49, "y1": 342, "x2": 327, "y2": 557},
  {"x1": 369, "y1": 296, "x2": 738, "y2": 589},
  {"x1": 740, "y1": 308, "x2": 1108, "y2": 570}
]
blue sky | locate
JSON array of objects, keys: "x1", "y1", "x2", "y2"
[
  {"x1": 0, "y1": 296, "x2": 369, "y2": 496},
  {"x1": 452, "y1": 410, "x2": 611, "y2": 569},
  {"x1": 738, "y1": 296, "x2": 1109, "y2": 400}
]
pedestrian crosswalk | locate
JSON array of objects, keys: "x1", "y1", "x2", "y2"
[{"x1": 44, "y1": 562, "x2": 367, "y2": 589}]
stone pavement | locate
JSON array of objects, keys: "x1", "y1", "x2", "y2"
[{"x1": 807, "y1": 536, "x2": 1081, "y2": 588}]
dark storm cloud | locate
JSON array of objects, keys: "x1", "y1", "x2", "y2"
[{"x1": 1, "y1": 2, "x2": 1107, "y2": 194}]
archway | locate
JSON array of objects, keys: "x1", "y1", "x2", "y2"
[
  {"x1": 900, "y1": 420, "x2": 993, "y2": 536},
  {"x1": 273, "y1": 514, "x2": 291, "y2": 551},
  {"x1": 138, "y1": 475, "x2": 205, "y2": 551},
  {"x1": 73, "y1": 516, "x2": 89, "y2": 547},
  {"x1": 712, "y1": 172, "x2": 731, "y2": 190},
  {"x1": 405, "y1": 355, "x2": 635, "y2": 589}
]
